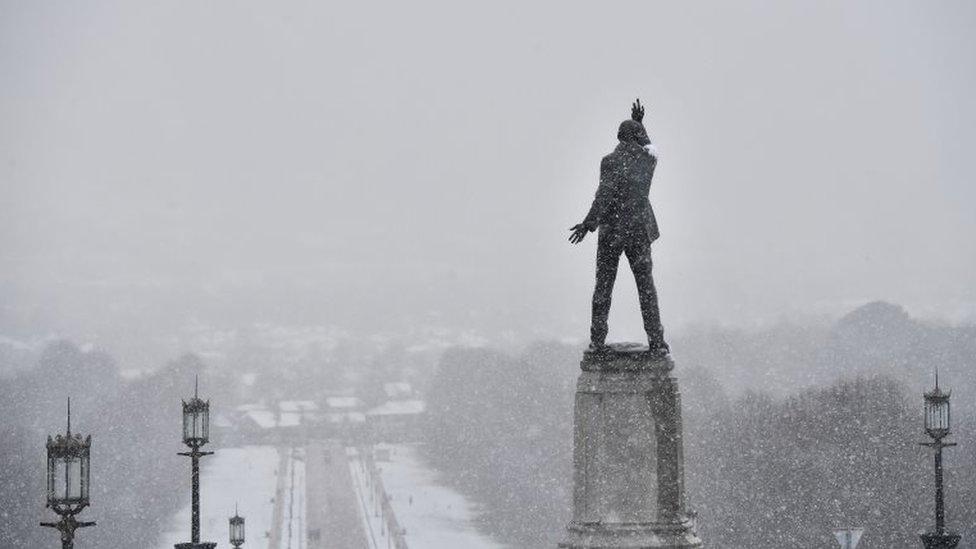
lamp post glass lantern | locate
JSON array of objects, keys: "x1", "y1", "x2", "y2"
[
  {"x1": 924, "y1": 384, "x2": 951, "y2": 440},
  {"x1": 47, "y1": 432, "x2": 90, "y2": 512},
  {"x1": 182, "y1": 379, "x2": 210, "y2": 447},
  {"x1": 229, "y1": 511, "x2": 245, "y2": 547}
]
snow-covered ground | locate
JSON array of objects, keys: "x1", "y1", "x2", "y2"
[
  {"x1": 349, "y1": 444, "x2": 504, "y2": 549},
  {"x1": 156, "y1": 445, "x2": 306, "y2": 549}
]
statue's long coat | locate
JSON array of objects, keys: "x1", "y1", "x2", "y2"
[{"x1": 583, "y1": 140, "x2": 659, "y2": 246}]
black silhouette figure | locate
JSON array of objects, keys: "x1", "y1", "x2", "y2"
[{"x1": 569, "y1": 99, "x2": 668, "y2": 353}]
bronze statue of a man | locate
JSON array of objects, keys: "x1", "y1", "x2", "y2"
[{"x1": 569, "y1": 99, "x2": 668, "y2": 354}]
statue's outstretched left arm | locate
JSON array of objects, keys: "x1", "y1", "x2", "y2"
[{"x1": 570, "y1": 157, "x2": 614, "y2": 244}]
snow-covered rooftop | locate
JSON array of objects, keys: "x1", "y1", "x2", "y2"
[
  {"x1": 325, "y1": 411, "x2": 366, "y2": 423},
  {"x1": 280, "y1": 400, "x2": 318, "y2": 412},
  {"x1": 119, "y1": 368, "x2": 149, "y2": 380},
  {"x1": 245, "y1": 409, "x2": 276, "y2": 429},
  {"x1": 279, "y1": 411, "x2": 302, "y2": 427},
  {"x1": 325, "y1": 396, "x2": 363, "y2": 409},
  {"x1": 366, "y1": 399, "x2": 426, "y2": 417},
  {"x1": 383, "y1": 381, "x2": 413, "y2": 399},
  {"x1": 244, "y1": 409, "x2": 304, "y2": 429}
]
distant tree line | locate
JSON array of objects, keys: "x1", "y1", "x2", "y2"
[
  {"x1": 423, "y1": 342, "x2": 578, "y2": 547},
  {"x1": 421, "y1": 302, "x2": 976, "y2": 548}
]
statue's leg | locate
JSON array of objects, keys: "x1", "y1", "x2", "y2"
[
  {"x1": 591, "y1": 231, "x2": 621, "y2": 347},
  {"x1": 625, "y1": 239, "x2": 667, "y2": 350}
]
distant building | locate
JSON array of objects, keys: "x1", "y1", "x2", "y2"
[
  {"x1": 383, "y1": 381, "x2": 414, "y2": 400},
  {"x1": 324, "y1": 396, "x2": 364, "y2": 411},
  {"x1": 321, "y1": 395, "x2": 367, "y2": 441},
  {"x1": 366, "y1": 399, "x2": 426, "y2": 442},
  {"x1": 233, "y1": 401, "x2": 317, "y2": 444},
  {"x1": 280, "y1": 399, "x2": 319, "y2": 420}
]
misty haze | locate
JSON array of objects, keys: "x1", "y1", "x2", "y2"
[{"x1": 2, "y1": 2, "x2": 975, "y2": 548}]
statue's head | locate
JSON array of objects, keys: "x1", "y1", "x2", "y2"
[{"x1": 617, "y1": 119, "x2": 650, "y2": 146}]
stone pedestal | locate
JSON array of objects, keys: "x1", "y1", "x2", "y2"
[
  {"x1": 920, "y1": 532, "x2": 961, "y2": 549},
  {"x1": 560, "y1": 343, "x2": 702, "y2": 548}
]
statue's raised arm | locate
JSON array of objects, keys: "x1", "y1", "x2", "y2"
[{"x1": 631, "y1": 98, "x2": 645, "y2": 122}]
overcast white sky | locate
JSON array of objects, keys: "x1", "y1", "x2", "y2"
[{"x1": 2, "y1": 1, "x2": 975, "y2": 358}]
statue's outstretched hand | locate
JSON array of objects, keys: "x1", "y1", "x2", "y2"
[
  {"x1": 568, "y1": 223, "x2": 589, "y2": 244},
  {"x1": 631, "y1": 98, "x2": 645, "y2": 123}
]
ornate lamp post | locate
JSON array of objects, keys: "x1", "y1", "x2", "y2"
[
  {"x1": 40, "y1": 399, "x2": 95, "y2": 549},
  {"x1": 176, "y1": 377, "x2": 216, "y2": 549},
  {"x1": 918, "y1": 373, "x2": 961, "y2": 549},
  {"x1": 229, "y1": 506, "x2": 245, "y2": 548}
]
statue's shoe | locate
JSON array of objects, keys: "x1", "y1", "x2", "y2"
[{"x1": 647, "y1": 340, "x2": 670, "y2": 357}]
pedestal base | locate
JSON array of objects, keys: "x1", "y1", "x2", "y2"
[
  {"x1": 560, "y1": 343, "x2": 702, "y2": 549},
  {"x1": 559, "y1": 520, "x2": 701, "y2": 549},
  {"x1": 175, "y1": 543, "x2": 217, "y2": 549},
  {"x1": 920, "y1": 532, "x2": 961, "y2": 549}
]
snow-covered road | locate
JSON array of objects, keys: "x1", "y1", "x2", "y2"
[{"x1": 306, "y1": 441, "x2": 370, "y2": 549}]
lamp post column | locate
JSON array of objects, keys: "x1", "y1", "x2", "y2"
[
  {"x1": 52, "y1": 520, "x2": 73, "y2": 549},
  {"x1": 192, "y1": 449, "x2": 201, "y2": 543},
  {"x1": 934, "y1": 441, "x2": 944, "y2": 535},
  {"x1": 178, "y1": 445, "x2": 213, "y2": 547}
]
